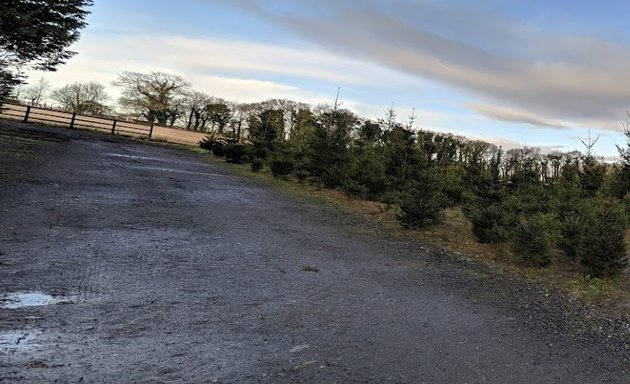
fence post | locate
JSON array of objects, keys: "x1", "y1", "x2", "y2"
[
  {"x1": 69, "y1": 112, "x2": 76, "y2": 128},
  {"x1": 23, "y1": 105, "x2": 31, "y2": 123},
  {"x1": 111, "y1": 120, "x2": 117, "y2": 135},
  {"x1": 148, "y1": 123, "x2": 154, "y2": 140}
]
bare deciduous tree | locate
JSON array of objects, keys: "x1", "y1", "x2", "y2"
[
  {"x1": 182, "y1": 91, "x2": 212, "y2": 131},
  {"x1": 50, "y1": 81, "x2": 109, "y2": 114},
  {"x1": 21, "y1": 77, "x2": 50, "y2": 106},
  {"x1": 230, "y1": 102, "x2": 259, "y2": 140},
  {"x1": 113, "y1": 71, "x2": 190, "y2": 125},
  {"x1": 206, "y1": 98, "x2": 233, "y2": 134}
]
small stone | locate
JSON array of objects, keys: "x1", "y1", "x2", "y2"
[
  {"x1": 290, "y1": 344, "x2": 310, "y2": 353},
  {"x1": 302, "y1": 265, "x2": 320, "y2": 272}
]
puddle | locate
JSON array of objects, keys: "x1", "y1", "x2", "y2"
[
  {"x1": 0, "y1": 331, "x2": 39, "y2": 352},
  {"x1": 0, "y1": 292, "x2": 71, "y2": 309},
  {"x1": 126, "y1": 165, "x2": 225, "y2": 177},
  {"x1": 107, "y1": 153, "x2": 162, "y2": 161}
]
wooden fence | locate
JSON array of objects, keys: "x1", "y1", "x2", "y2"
[
  {"x1": 0, "y1": 100, "x2": 154, "y2": 139},
  {"x1": 0, "y1": 100, "x2": 212, "y2": 146}
]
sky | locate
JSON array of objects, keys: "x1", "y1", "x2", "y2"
[{"x1": 24, "y1": 0, "x2": 630, "y2": 157}]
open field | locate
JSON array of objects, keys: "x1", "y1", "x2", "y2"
[{"x1": 151, "y1": 125, "x2": 208, "y2": 145}]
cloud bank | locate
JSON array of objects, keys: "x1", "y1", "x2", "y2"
[
  {"x1": 224, "y1": 0, "x2": 630, "y2": 131},
  {"x1": 34, "y1": 31, "x2": 438, "y2": 107}
]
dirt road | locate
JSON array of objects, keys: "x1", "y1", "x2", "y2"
[{"x1": 0, "y1": 123, "x2": 628, "y2": 383}]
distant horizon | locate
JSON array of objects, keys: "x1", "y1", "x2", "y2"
[
  {"x1": 5, "y1": 93, "x2": 622, "y2": 163},
  {"x1": 22, "y1": 0, "x2": 630, "y2": 157}
]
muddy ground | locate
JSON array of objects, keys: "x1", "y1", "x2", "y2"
[{"x1": 0, "y1": 122, "x2": 629, "y2": 383}]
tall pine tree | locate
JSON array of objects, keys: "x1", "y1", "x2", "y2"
[{"x1": 0, "y1": 0, "x2": 93, "y2": 97}]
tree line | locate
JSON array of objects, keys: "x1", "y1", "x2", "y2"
[
  {"x1": 2, "y1": 1, "x2": 625, "y2": 281},
  {"x1": 0, "y1": 1, "x2": 93, "y2": 98},
  {"x1": 199, "y1": 102, "x2": 630, "y2": 280},
  {"x1": 8, "y1": 67, "x2": 630, "y2": 279},
  {"x1": 11, "y1": 72, "x2": 248, "y2": 133}
]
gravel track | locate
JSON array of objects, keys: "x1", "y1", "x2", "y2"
[{"x1": 0, "y1": 122, "x2": 628, "y2": 383}]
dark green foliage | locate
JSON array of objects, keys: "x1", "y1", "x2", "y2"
[
  {"x1": 250, "y1": 158, "x2": 263, "y2": 173},
  {"x1": 195, "y1": 98, "x2": 627, "y2": 279},
  {"x1": 558, "y1": 213, "x2": 582, "y2": 261},
  {"x1": 462, "y1": 151, "x2": 503, "y2": 207},
  {"x1": 288, "y1": 108, "x2": 316, "y2": 152},
  {"x1": 578, "y1": 198, "x2": 628, "y2": 278},
  {"x1": 469, "y1": 204, "x2": 512, "y2": 243},
  {"x1": 503, "y1": 188, "x2": 550, "y2": 216},
  {"x1": 580, "y1": 156, "x2": 606, "y2": 198},
  {"x1": 206, "y1": 102, "x2": 233, "y2": 134},
  {"x1": 295, "y1": 169, "x2": 309, "y2": 182},
  {"x1": 436, "y1": 165, "x2": 467, "y2": 206},
  {"x1": 357, "y1": 120, "x2": 382, "y2": 144},
  {"x1": 224, "y1": 144, "x2": 249, "y2": 164},
  {"x1": 560, "y1": 157, "x2": 581, "y2": 187},
  {"x1": 266, "y1": 142, "x2": 299, "y2": 178},
  {"x1": 609, "y1": 128, "x2": 630, "y2": 212},
  {"x1": 547, "y1": 182, "x2": 582, "y2": 216},
  {"x1": 465, "y1": 170, "x2": 512, "y2": 244},
  {"x1": 382, "y1": 126, "x2": 424, "y2": 185},
  {"x1": 398, "y1": 172, "x2": 444, "y2": 229},
  {"x1": 251, "y1": 139, "x2": 272, "y2": 160},
  {"x1": 0, "y1": 70, "x2": 22, "y2": 98},
  {"x1": 344, "y1": 146, "x2": 388, "y2": 199},
  {"x1": 212, "y1": 145, "x2": 225, "y2": 158},
  {"x1": 199, "y1": 136, "x2": 229, "y2": 157},
  {"x1": 199, "y1": 136, "x2": 222, "y2": 152},
  {"x1": 199, "y1": 137, "x2": 212, "y2": 151},
  {"x1": 0, "y1": 0, "x2": 93, "y2": 97},
  {"x1": 249, "y1": 109, "x2": 282, "y2": 144},
  {"x1": 605, "y1": 166, "x2": 627, "y2": 200},
  {"x1": 611, "y1": 129, "x2": 630, "y2": 199},
  {"x1": 304, "y1": 119, "x2": 352, "y2": 187},
  {"x1": 269, "y1": 154, "x2": 295, "y2": 178},
  {"x1": 511, "y1": 214, "x2": 555, "y2": 268},
  {"x1": 342, "y1": 180, "x2": 371, "y2": 199},
  {"x1": 509, "y1": 155, "x2": 541, "y2": 190},
  {"x1": 623, "y1": 193, "x2": 630, "y2": 218},
  {"x1": 246, "y1": 108, "x2": 284, "y2": 162},
  {"x1": 466, "y1": 174, "x2": 563, "y2": 246}
]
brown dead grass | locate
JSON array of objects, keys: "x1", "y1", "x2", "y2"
[{"x1": 152, "y1": 126, "x2": 208, "y2": 146}]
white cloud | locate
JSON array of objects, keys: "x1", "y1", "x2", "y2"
[
  {"x1": 24, "y1": 2, "x2": 629, "y2": 156},
  {"x1": 452, "y1": 131, "x2": 543, "y2": 151},
  {"x1": 472, "y1": 104, "x2": 570, "y2": 129},
  {"x1": 27, "y1": 32, "x2": 429, "y2": 108},
  {"x1": 184, "y1": 73, "x2": 331, "y2": 104},
  {"x1": 227, "y1": 0, "x2": 630, "y2": 131},
  {"x1": 64, "y1": 33, "x2": 415, "y2": 88}
]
